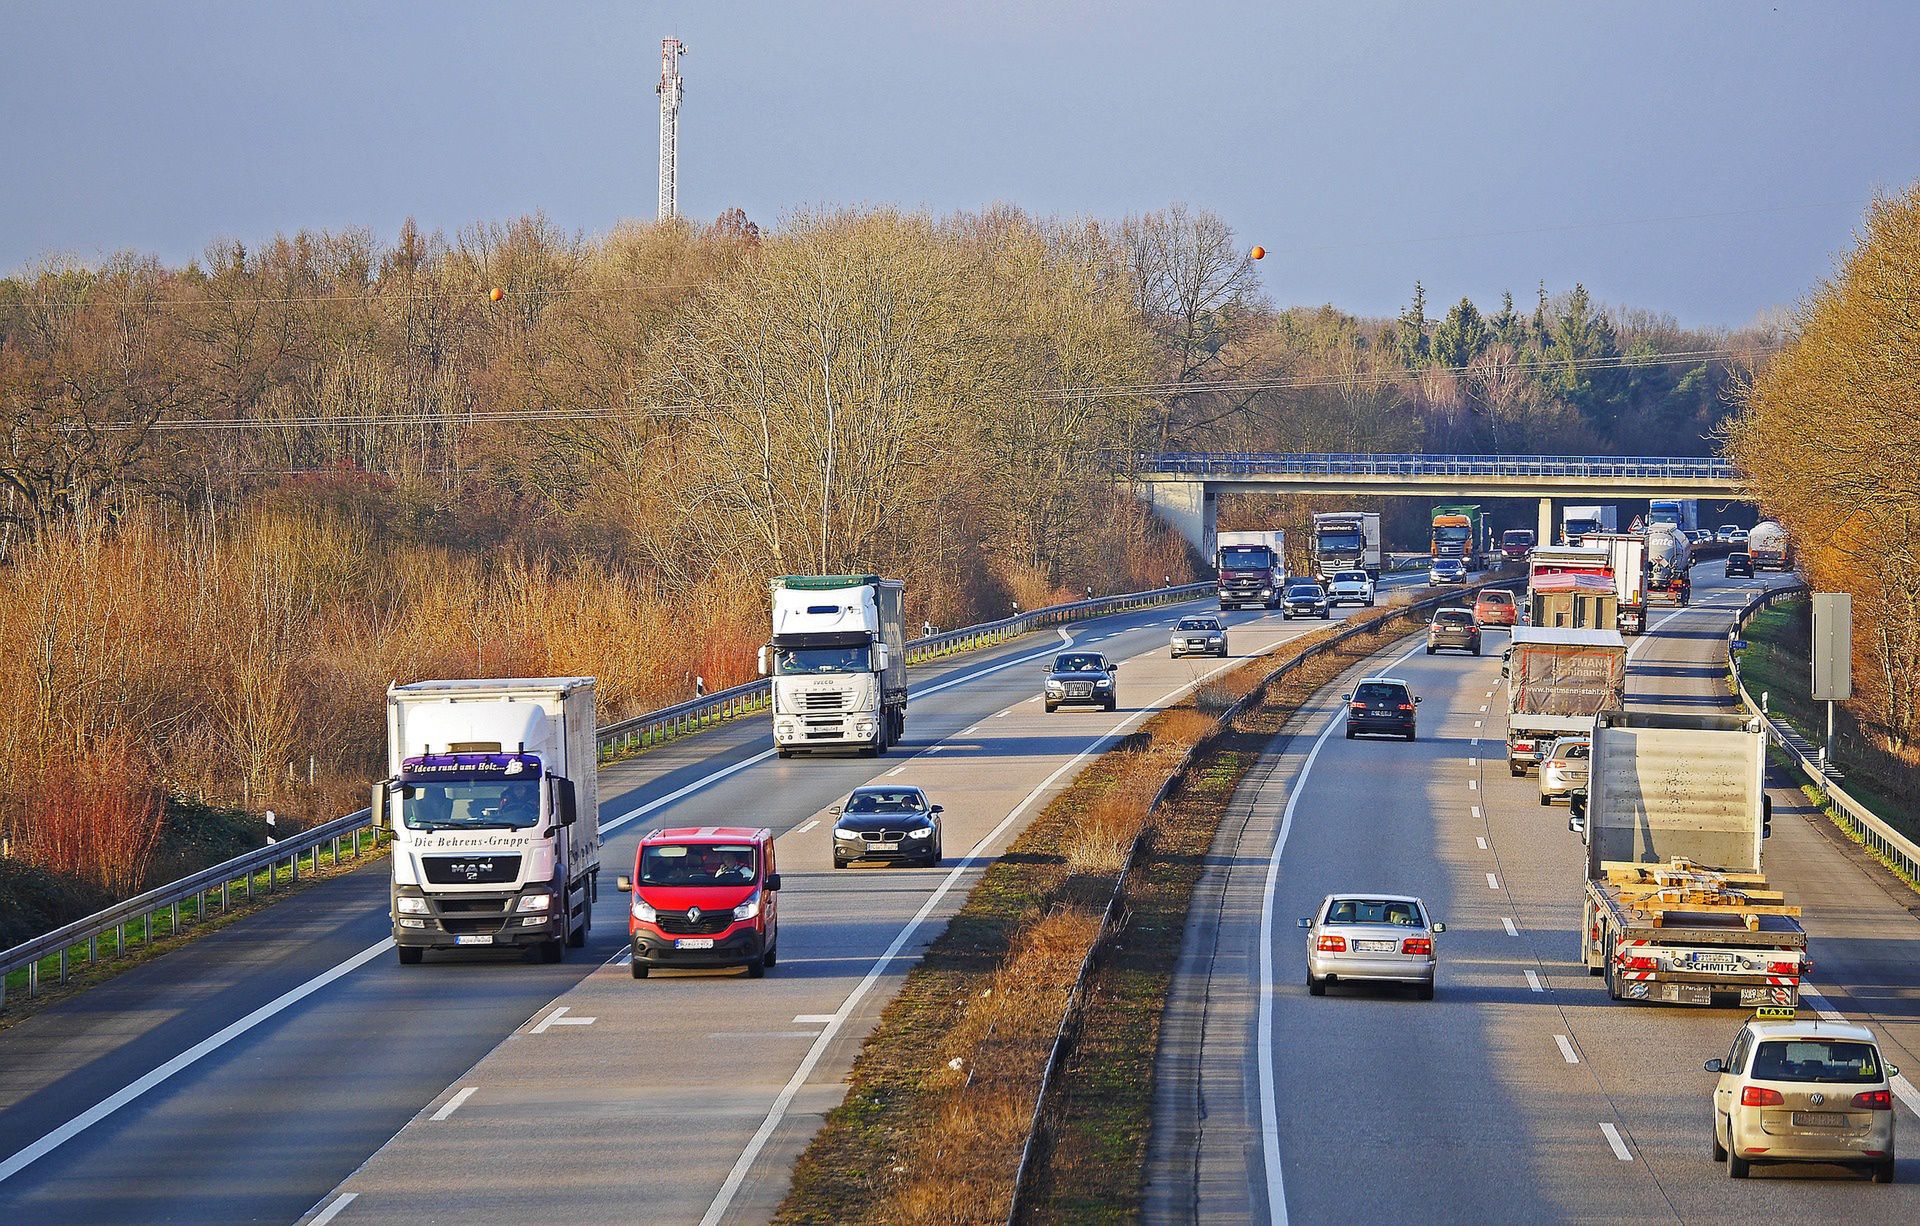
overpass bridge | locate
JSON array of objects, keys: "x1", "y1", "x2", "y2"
[{"x1": 1131, "y1": 452, "x2": 1744, "y2": 555}]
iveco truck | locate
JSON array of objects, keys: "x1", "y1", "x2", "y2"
[
  {"x1": 1310, "y1": 512, "x2": 1382, "y2": 582},
  {"x1": 375, "y1": 677, "x2": 600, "y2": 965},
  {"x1": 1216, "y1": 530, "x2": 1286, "y2": 610},
  {"x1": 763, "y1": 575, "x2": 908, "y2": 758}
]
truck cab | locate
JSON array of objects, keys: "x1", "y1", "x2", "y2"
[
  {"x1": 619, "y1": 826, "x2": 780, "y2": 978},
  {"x1": 765, "y1": 575, "x2": 907, "y2": 758}
]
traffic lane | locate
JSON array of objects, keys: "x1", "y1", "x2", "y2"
[
  {"x1": 1263, "y1": 643, "x2": 1670, "y2": 1224},
  {"x1": 308, "y1": 607, "x2": 1361, "y2": 1225},
  {"x1": 1489, "y1": 567, "x2": 1920, "y2": 1213}
]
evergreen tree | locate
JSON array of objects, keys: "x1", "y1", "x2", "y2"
[
  {"x1": 1393, "y1": 280, "x2": 1430, "y2": 368},
  {"x1": 1432, "y1": 296, "x2": 1490, "y2": 369}
]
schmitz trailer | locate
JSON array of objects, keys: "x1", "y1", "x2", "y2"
[
  {"x1": 1504, "y1": 626, "x2": 1626, "y2": 775},
  {"x1": 1572, "y1": 711, "x2": 1803, "y2": 1008},
  {"x1": 1583, "y1": 532, "x2": 1648, "y2": 634}
]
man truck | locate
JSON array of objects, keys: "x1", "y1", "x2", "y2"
[
  {"x1": 1747, "y1": 520, "x2": 1794, "y2": 572},
  {"x1": 1430, "y1": 504, "x2": 1486, "y2": 570},
  {"x1": 375, "y1": 677, "x2": 600, "y2": 965},
  {"x1": 1310, "y1": 512, "x2": 1382, "y2": 582},
  {"x1": 1216, "y1": 530, "x2": 1286, "y2": 610},
  {"x1": 1562, "y1": 505, "x2": 1618, "y2": 545},
  {"x1": 764, "y1": 575, "x2": 908, "y2": 758},
  {"x1": 1572, "y1": 711, "x2": 1803, "y2": 1008},
  {"x1": 1504, "y1": 626, "x2": 1627, "y2": 776}
]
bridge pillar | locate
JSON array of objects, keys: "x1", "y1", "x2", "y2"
[
  {"x1": 1136, "y1": 480, "x2": 1216, "y2": 561},
  {"x1": 1537, "y1": 498, "x2": 1554, "y2": 547}
]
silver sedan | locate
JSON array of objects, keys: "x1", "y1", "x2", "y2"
[{"x1": 1299, "y1": 893, "x2": 1444, "y2": 1000}]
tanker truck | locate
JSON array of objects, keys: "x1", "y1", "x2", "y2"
[
  {"x1": 1747, "y1": 520, "x2": 1793, "y2": 572},
  {"x1": 1645, "y1": 523, "x2": 1693, "y2": 607}
]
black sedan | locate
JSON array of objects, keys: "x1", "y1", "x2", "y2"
[
  {"x1": 1281, "y1": 581, "x2": 1332, "y2": 620},
  {"x1": 831, "y1": 785, "x2": 943, "y2": 867},
  {"x1": 1044, "y1": 652, "x2": 1118, "y2": 712}
]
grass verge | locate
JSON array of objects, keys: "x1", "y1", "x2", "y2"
[{"x1": 775, "y1": 591, "x2": 1477, "y2": 1224}]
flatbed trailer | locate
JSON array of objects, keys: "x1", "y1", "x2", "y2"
[{"x1": 1583, "y1": 861, "x2": 1805, "y2": 1007}]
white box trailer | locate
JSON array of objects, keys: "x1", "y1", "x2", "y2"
[
  {"x1": 1582, "y1": 532, "x2": 1649, "y2": 634},
  {"x1": 766, "y1": 575, "x2": 908, "y2": 757},
  {"x1": 377, "y1": 677, "x2": 600, "y2": 965}
]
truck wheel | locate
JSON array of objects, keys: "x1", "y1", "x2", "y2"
[
  {"x1": 630, "y1": 960, "x2": 649, "y2": 979},
  {"x1": 1425, "y1": 646, "x2": 1434, "y2": 655},
  {"x1": 1510, "y1": 764, "x2": 1526, "y2": 778},
  {"x1": 567, "y1": 913, "x2": 587, "y2": 948},
  {"x1": 397, "y1": 946, "x2": 424, "y2": 966},
  {"x1": 745, "y1": 953, "x2": 767, "y2": 979},
  {"x1": 776, "y1": 748, "x2": 793, "y2": 759},
  {"x1": 537, "y1": 939, "x2": 564, "y2": 964}
]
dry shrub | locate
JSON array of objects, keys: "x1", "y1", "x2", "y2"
[
  {"x1": 1062, "y1": 752, "x2": 1166, "y2": 875},
  {"x1": 7, "y1": 730, "x2": 164, "y2": 896}
]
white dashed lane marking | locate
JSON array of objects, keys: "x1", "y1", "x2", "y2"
[
  {"x1": 1555, "y1": 1035, "x2": 1580, "y2": 1064},
  {"x1": 1524, "y1": 970, "x2": 1544, "y2": 993},
  {"x1": 1501, "y1": 917, "x2": 1518, "y2": 937}
]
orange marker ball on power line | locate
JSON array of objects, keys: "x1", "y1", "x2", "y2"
[
  {"x1": 489, "y1": 287, "x2": 505, "y2": 302},
  {"x1": 1250, "y1": 245, "x2": 1266, "y2": 260}
]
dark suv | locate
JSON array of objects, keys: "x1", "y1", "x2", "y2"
[
  {"x1": 1726, "y1": 551, "x2": 1754, "y2": 578},
  {"x1": 1044, "y1": 652, "x2": 1118, "y2": 712},
  {"x1": 1281, "y1": 582, "x2": 1331, "y2": 620},
  {"x1": 1426, "y1": 608, "x2": 1482, "y2": 655},
  {"x1": 1346, "y1": 677, "x2": 1420, "y2": 740}
]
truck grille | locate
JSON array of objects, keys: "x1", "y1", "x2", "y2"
[
  {"x1": 655, "y1": 908, "x2": 735, "y2": 935},
  {"x1": 802, "y1": 692, "x2": 845, "y2": 711},
  {"x1": 422, "y1": 854, "x2": 522, "y2": 885}
]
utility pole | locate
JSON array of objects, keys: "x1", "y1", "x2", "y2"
[{"x1": 657, "y1": 38, "x2": 686, "y2": 221}]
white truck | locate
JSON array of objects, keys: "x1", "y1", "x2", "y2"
[
  {"x1": 764, "y1": 575, "x2": 908, "y2": 758},
  {"x1": 1583, "y1": 532, "x2": 1649, "y2": 635},
  {"x1": 1645, "y1": 523, "x2": 1693, "y2": 607},
  {"x1": 1504, "y1": 626, "x2": 1627, "y2": 776},
  {"x1": 1573, "y1": 710, "x2": 1804, "y2": 1008},
  {"x1": 1748, "y1": 520, "x2": 1794, "y2": 572},
  {"x1": 1647, "y1": 498, "x2": 1699, "y2": 534},
  {"x1": 1562, "y1": 505, "x2": 1618, "y2": 545},
  {"x1": 375, "y1": 677, "x2": 600, "y2": 965},
  {"x1": 1216, "y1": 530, "x2": 1287, "y2": 610},
  {"x1": 1310, "y1": 512, "x2": 1383, "y2": 582}
]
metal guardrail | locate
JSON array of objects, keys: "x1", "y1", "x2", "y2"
[
  {"x1": 595, "y1": 582, "x2": 1213, "y2": 758},
  {"x1": 2, "y1": 581, "x2": 1216, "y2": 1007},
  {"x1": 1729, "y1": 584, "x2": 1920, "y2": 886},
  {"x1": 1006, "y1": 572, "x2": 1519, "y2": 1220},
  {"x1": 1137, "y1": 452, "x2": 1737, "y2": 481},
  {"x1": 0, "y1": 809, "x2": 379, "y2": 1009}
]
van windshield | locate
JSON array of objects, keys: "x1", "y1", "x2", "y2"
[{"x1": 640, "y1": 843, "x2": 759, "y2": 886}]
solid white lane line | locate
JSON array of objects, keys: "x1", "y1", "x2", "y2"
[
  {"x1": 703, "y1": 633, "x2": 1276, "y2": 1226},
  {"x1": 1599, "y1": 1122, "x2": 1634, "y2": 1161},
  {"x1": 431, "y1": 1087, "x2": 478, "y2": 1122},
  {"x1": 1257, "y1": 637, "x2": 1427, "y2": 1226},
  {"x1": 310, "y1": 1194, "x2": 358, "y2": 1225},
  {"x1": 0, "y1": 938, "x2": 393, "y2": 1183},
  {"x1": 1501, "y1": 917, "x2": 1519, "y2": 937},
  {"x1": 1476, "y1": 837, "x2": 1489, "y2": 850},
  {"x1": 1525, "y1": 970, "x2": 1544, "y2": 993},
  {"x1": 1555, "y1": 1035, "x2": 1580, "y2": 1064},
  {"x1": 1486, "y1": 873, "x2": 1500, "y2": 889},
  {"x1": 793, "y1": 820, "x2": 819, "y2": 835}
]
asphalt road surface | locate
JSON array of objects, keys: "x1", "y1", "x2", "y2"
[
  {"x1": 0, "y1": 576, "x2": 1419, "y2": 1225},
  {"x1": 1150, "y1": 561, "x2": 1920, "y2": 1223}
]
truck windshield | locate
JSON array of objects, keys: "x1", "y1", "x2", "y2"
[
  {"x1": 640, "y1": 843, "x2": 759, "y2": 886},
  {"x1": 775, "y1": 644, "x2": 871, "y2": 675},
  {"x1": 1434, "y1": 526, "x2": 1469, "y2": 544},
  {"x1": 1315, "y1": 530, "x2": 1361, "y2": 552},
  {"x1": 1218, "y1": 546, "x2": 1273, "y2": 570},
  {"x1": 400, "y1": 778, "x2": 541, "y2": 831}
]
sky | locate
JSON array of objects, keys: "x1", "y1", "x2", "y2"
[{"x1": 3, "y1": 1, "x2": 1917, "y2": 328}]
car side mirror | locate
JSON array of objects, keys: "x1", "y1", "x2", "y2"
[
  {"x1": 828, "y1": 804, "x2": 842, "y2": 815},
  {"x1": 1891, "y1": 1065, "x2": 1901, "y2": 1077},
  {"x1": 765, "y1": 873, "x2": 782, "y2": 892},
  {"x1": 1296, "y1": 917, "x2": 1312, "y2": 929},
  {"x1": 1704, "y1": 1058, "x2": 1725, "y2": 1073},
  {"x1": 616, "y1": 875, "x2": 632, "y2": 892},
  {"x1": 1414, "y1": 696, "x2": 1423, "y2": 704},
  {"x1": 370, "y1": 781, "x2": 390, "y2": 830},
  {"x1": 1431, "y1": 922, "x2": 1446, "y2": 933},
  {"x1": 931, "y1": 805, "x2": 944, "y2": 814}
]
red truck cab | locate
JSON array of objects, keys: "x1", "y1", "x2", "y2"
[{"x1": 617, "y1": 826, "x2": 780, "y2": 979}]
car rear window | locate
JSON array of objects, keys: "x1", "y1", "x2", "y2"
[
  {"x1": 1478, "y1": 591, "x2": 1513, "y2": 605},
  {"x1": 1324, "y1": 898, "x2": 1425, "y2": 926},
  {"x1": 1354, "y1": 682, "x2": 1406, "y2": 703},
  {"x1": 1749, "y1": 1040, "x2": 1883, "y2": 1083},
  {"x1": 1435, "y1": 611, "x2": 1473, "y2": 625}
]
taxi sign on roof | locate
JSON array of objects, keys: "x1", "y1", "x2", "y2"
[{"x1": 1754, "y1": 1005, "x2": 1797, "y2": 1021}]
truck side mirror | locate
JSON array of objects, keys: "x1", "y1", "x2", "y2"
[
  {"x1": 876, "y1": 644, "x2": 890, "y2": 671},
  {"x1": 757, "y1": 646, "x2": 769, "y2": 677},
  {"x1": 616, "y1": 875, "x2": 632, "y2": 893},
  {"x1": 1762, "y1": 794, "x2": 1772, "y2": 839},
  {"x1": 370, "y1": 781, "x2": 390, "y2": 830},
  {"x1": 554, "y1": 778, "x2": 578, "y2": 828},
  {"x1": 765, "y1": 873, "x2": 782, "y2": 892}
]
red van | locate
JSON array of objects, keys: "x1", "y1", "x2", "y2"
[{"x1": 617, "y1": 826, "x2": 781, "y2": 979}]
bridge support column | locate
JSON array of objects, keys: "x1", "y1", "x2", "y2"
[
  {"x1": 1537, "y1": 497, "x2": 1554, "y2": 547},
  {"x1": 1134, "y1": 479, "x2": 1216, "y2": 562}
]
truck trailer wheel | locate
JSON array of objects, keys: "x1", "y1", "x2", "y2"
[{"x1": 397, "y1": 946, "x2": 424, "y2": 966}]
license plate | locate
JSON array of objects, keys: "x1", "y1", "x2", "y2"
[
  {"x1": 1791, "y1": 1112, "x2": 1846, "y2": 1129},
  {"x1": 1356, "y1": 940, "x2": 1397, "y2": 952},
  {"x1": 456, "y1": 935, "x2": 494, "y2": 946},
  {"x1": 868, "y1": 842, "x2": 899, "y2": 852},
  {"x1": 1686, "y1": 953, "x2": 1737, "y2": 968},
  {"x1": 675, "y1": 938, "x2": 716, "y2": 950}
]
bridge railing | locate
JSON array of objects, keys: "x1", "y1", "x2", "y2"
[{"x1": 1135, "y1": 452, "x2": 1737, "y2": 480}]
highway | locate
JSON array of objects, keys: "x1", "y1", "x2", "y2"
[
  {"x1": 1149, "y1": 561, "x2": 1920, "y2": 1222},
  {"x1": 0, "y1": 578, "x2": 1415, "y2": 1224}
]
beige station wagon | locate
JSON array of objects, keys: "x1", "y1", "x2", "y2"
[{"x1": 1706, "y1": 1018, "x2": 1898, "y2": 1182}]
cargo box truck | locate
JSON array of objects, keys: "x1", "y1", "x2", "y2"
[{"x1": 763, "y1": 575, "x2": 908, "y2": 758}]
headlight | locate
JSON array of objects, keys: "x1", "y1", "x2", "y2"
[
  {"x1": 1095, "y1": 678, "x2": 1113, "y2": 688},
  {"x1": 733, "y1": 892, "x2": 762, "y2": 921},
  {"x1": 1260, "y1": 588, "x2": 1273, "y2": 597},
  {"x1": 396, "y1": 896, "x2": 429, "y2": 915},
  {"x1": 631, "y1": 898, "x2": 657, "y2": 923},
  {"x1": 908, "y1": 826, "x2": 934, "y2": 839},
  {"x1": 1045, "y1": 681, "x2": 1064, "y2": 693},
  {"x1": 835, "y1": 826, "x2": 862, "y2": 841},
  {"x1": 515, "y1": 893, "x2": 552, "y2": 913}
]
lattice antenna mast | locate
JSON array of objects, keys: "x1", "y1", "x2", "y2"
[{"x1": 657, "y1": 38, "x2": 686, "y2": 220}]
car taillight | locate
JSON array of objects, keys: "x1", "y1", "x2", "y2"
[
  {"x1": 1624, "y1": 955, "x2": 1658, "y2": 971},
  {"x1": 1316, "y1": 935, "x2": 1347, "y2": 952},
  {"x1": 1766, "y1": 961, "x2": 1797, "y2": 976},
  {"x1": 1402, "y1": 937, "x2": 1431, "y2": 956},
  {"x1": 1742, "y1": 1086, "x2": 1785, "y2": 1107},
  {"x1": 1350, "y1": 702, "x2": 1366, "y2": 711},
  {"x1": 1852, "y1": 1090, "x2": 1893, "y2": 1110},
  {"x1": 1398, "y1": 703, "x2": 1415, "y2": 712}
]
